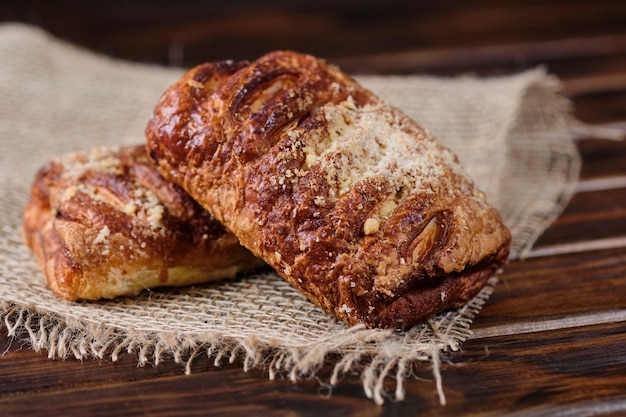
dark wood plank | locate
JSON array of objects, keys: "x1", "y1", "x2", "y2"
[
  {"x1": 571, "y1": 92, "x2": 626, "y2": 125},
  {"x1": 577, "y1": 139, "x2": 626, "y2": 180},
  {"x1": 0, "y1": 337, "x2": 186, "y2": 397},
  {"x1": 533, "y1": 188, "x2": 626, "y2": 247},
  {"x1": 0, "y1": 332, "x2": 432, "y2": 416},
  {"x1": 532, "y1": 138, "x2": 626, "y2": 248},
  {"x1": 473, "y1": 247, "x2": 626, "y2": 333},
  {"x1": 2, "y1": 0, "x2": 626, "y2": 70},
  {"x1": 2, "y1": 322, "x2": 625, "y2": 416},
  {"x1": 336, "y1": 34, "x2": 626, "y2": 78},
  {"x1": 435, "y1": 322, "x2": 626, "y2": 417}
]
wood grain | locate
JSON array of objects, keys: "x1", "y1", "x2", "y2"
[
  {"x1": 437, "y1": 323, "x2": 626, "y2": 417},
  {"x1": 533, "y1": 188, "x2": 626, "y2": 246},
  {"x1": 578, "y1": 139, "x2": 626, "y2": 179},
  {"x1": 474, "y1": 247, "x2": 626, "y2": 331},
  {"x1": 1, "y1": 1, "x2": 626, "y2": 415},
  {"x1": 2, "y1": 0, "x2": 626, "y2": 72}
]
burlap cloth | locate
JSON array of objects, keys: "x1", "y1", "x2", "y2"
[{"x1": 0, "y1": 23, "x2": 581, "y2": 405}]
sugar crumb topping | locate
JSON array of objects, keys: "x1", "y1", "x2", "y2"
[
  {"x1": 56, "y1": 147, "x2": 169, "y2": 239},
  {"x1": 60, "y1": 185, "x2": 78, "y2": 202},
  {"x1": 187, "y1": 79, "x2": 204, "y2": 89},
  {"x1": 93, "y1": 225, "x2": 110, "y2": 245},
  {"x1": 293, "y1": 100, "x2": 470, "y2": 220},
  {"x1": 363, "y1": 217, "x2": 380, "y2": 235},
  {"x1": 59, "y1": 146, "x2": 123, "y2": 181}
]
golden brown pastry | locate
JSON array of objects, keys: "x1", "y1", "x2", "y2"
[
  {"x1": 22, "y1": 145, "x2": 263, "y2": 301},
  {"x1": 146, "y1": 51, "x2": 511, "y2": 328}
]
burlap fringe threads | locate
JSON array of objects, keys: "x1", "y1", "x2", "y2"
[{"x1": 1, "y1": 278, "x2": 495, "y2": 405}]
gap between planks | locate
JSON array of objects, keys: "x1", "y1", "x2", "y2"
[
  {"x1": 470, "y1": 310, "x2": 626, "y2": 339},
  {"x1": 510, "y1": 171, "x2": 626, "y2": 260},
  {"x1": 500, "y1": 397, "x2": 626, "y2": 417},
  {"x1": 514, "y1": 236, "x2": 626, "y2": 260},
  {"x1": 575, "y1": 175, "x2": 626, "y2": 193}
]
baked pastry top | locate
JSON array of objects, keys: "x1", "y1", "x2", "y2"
[
  {"x1": 22, "y1": 145, "x2": 262, "y2": 300},
  {"x1": 146, "y1": 51, "x2": 512, "y2": 328}
]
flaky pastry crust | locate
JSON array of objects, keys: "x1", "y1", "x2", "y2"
[
  {"x1": 22, "y1": 145, "x2": 263, "y2": 300},
  {"x1": 146, "y1": 51, "x2": 511, "y2": 328}
]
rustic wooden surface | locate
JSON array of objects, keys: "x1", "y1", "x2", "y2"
[{"x1": 1, "y1": 1, "x2": 625, "y2": 416}]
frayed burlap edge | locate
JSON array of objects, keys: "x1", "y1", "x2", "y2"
[
  {"x1": 1, "y1": 277, "x2": 496, "y2": 405},
  {"x1": 504, "y1": 75, "x2": 582, "y2": 260}
]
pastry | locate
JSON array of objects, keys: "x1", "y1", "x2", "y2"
[
  {"x1": 145, "y1": 51, "x2": 511, "y2": 328},
  {"x1": 22, "y1": 145, "x2": 263, "y2": 300}
]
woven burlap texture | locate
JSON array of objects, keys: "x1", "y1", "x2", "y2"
[{"x1": 0, "y1": 24, "x2": 580, "y2": 405}]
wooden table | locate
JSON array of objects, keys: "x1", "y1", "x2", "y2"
[{"x1": 1, "y1": 1, "x2": 625, "y2": 415}]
